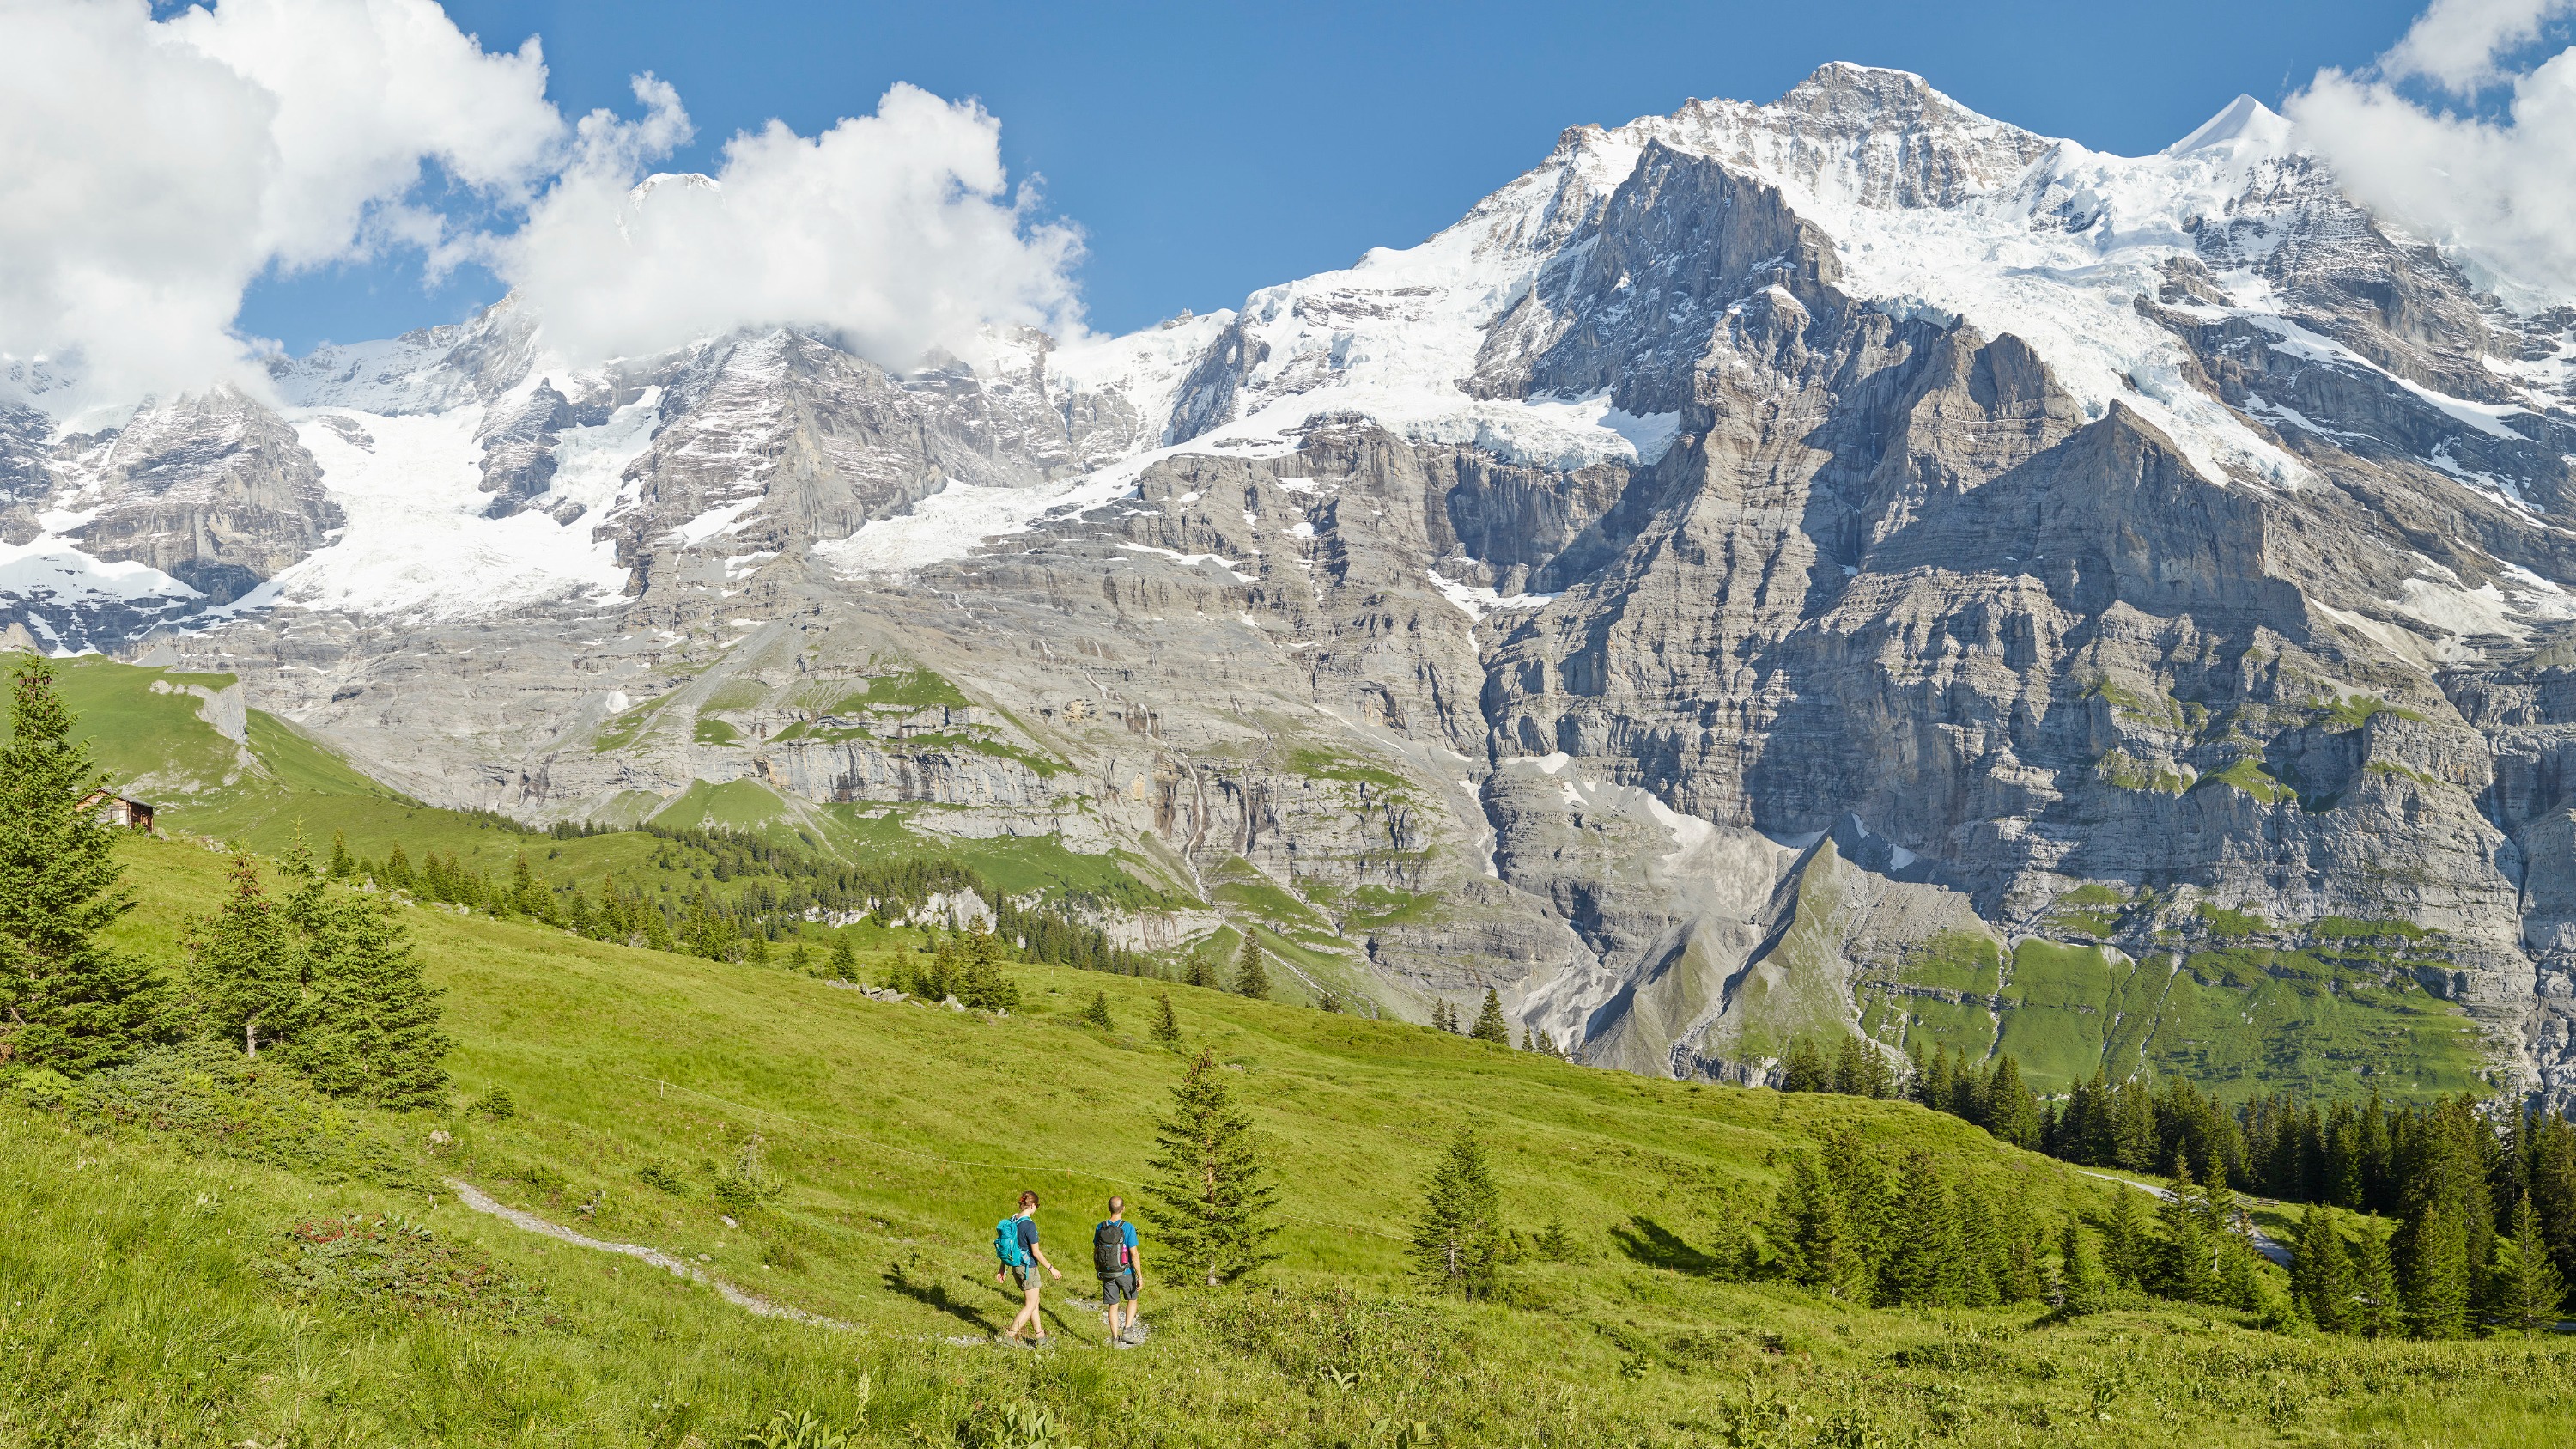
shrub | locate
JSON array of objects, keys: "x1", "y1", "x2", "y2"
[{"x1": 258, "y1": 1212, "x2": 550, "y2": 1330}]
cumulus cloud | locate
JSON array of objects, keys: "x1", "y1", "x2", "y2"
[
  {"x1": 2288, "y1": 0, "x2": 2576, "y2": 306},
  {"x1": 0, "y1": 0, "x2": 562, "y2": 416},
  {"x1": 0, "y1": 0, "x2": 1084, "y2": 419},
  {"x1": 501, "y1": 80, "x2": 1084, "y2": 367},
  {"x1": 2382, "y1": 0, "x2": 2574, "y2": 90}
]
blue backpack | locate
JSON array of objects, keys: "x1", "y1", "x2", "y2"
[{"x1": 993, "y1": 1215, "x2": 1028, "y2": 1268}]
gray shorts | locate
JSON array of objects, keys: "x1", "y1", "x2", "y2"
[
  {"x1": 1007, "y1": 1262, "x2": 1043, "y2": 1292},
  {"x1": 1100, "y1": 1269, "x2": 1139, "y2": 1305}
]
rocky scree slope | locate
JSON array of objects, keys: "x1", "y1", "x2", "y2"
[{"x1": 8, "y1": 65, "x2": 2576, "y2": 1107}]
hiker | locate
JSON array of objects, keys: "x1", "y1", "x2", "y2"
[
  {"x1": 1093, "y1": 1195, "x2": 1144, "y2": 1345},
  {"x1": 993, "y1": 1189, "x2": 1060, "y2": 1344}
]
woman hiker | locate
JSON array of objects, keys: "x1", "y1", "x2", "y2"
[{"x1": 993, "y1": 1189, "x2": 1060, "y2": 1345}]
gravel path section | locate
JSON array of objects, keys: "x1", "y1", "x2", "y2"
[
  {"x1": 2076, "y1": 1170, "x2": 2293, "y2": 1266},
  {"x1": 445, "y1": 1178, "x2": 859, "y2": 1330}
]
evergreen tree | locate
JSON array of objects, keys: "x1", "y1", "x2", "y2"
[
  {"x1": 1142, "y1": 1048, "x2": 1280, "y2": 1286},
  {"x1": 188, "y1": 856, "x2": 304, "y2": 1059},
  {"x1": 379, "y1": 842, "x2": 416, "y2": 893},
  {"x1": 2113, "y1": 1081, "x2": 2158, "y2": 1172},
  {"x1": 1413, "y1": 1127, "x2": 1506, "y2": 1296},
  {"x1": 1780, "y1": 1037, "x2": 1830, "y2": 1093},
  {"x1": 1469, "y1": 988, "x2": 1510, "y2": 1044},
  {"x1": 1984, "y1": 1056, "x2": 2041, "y2": 1147},
  {"x1": 297, "y1": 890, "x2": 450, "y2": 1108},
  {"x1": 2057, "y1": 1215, "x2": 2108, "y2": 1313},
  {"x1": 1150, "y1": 990, "x2": 1183, "y2": 1048},
  {"x1": 327, "y1": 830, "x2": 355, "y2": 880},
  {"x1": 1913, "y1": 1044, "x2": 1952, "y2": 1109},
  {"x1": 2496, "y1": 1190, "x2": 2567, "y2": 1339},
  {"x1": 1956, "y1": 1182, "x2": 2007, "y2": 1306},
  {"x1": 2402, "y1": 1201, "x2": 2471, "y2": 1339},
  {"x1": 1831, "y1": 1033, "x2": 1868, "y2": 1096},
  {"x1": 1081, "y1": 990, "x2": 1115, "y2": 1031},
  {"x1": 2533, "y1": 1113, "x2": 2576, "y2": 1293},
  {"x1": 828, "y1": 934, "x2": 859, "y2": 983},
  {"x1": 2351, "y1": 1216, "x2": 2405, "y2": 1338},
  {"x1": 1848, "y1": 1038, "x2": 1893, "y2": 1099},
  {"x1": 1231, "y1": 935, "x2": 1270, "y2": 999},
  {"x1": 2152, "y1": 1156, "x2": 2219, "y2": 1304},
  {"x1": 0, "y1": 656, "x2": 167, "y2": 1075},
  {"x1": 1535, "y1": 1029, "x2": 1562, "y2": 1058},
  {"x1": 2102, "y1": 1184, "x2": 2149, "y2": 1290},
  {"x1": 1318, "y1": 991, "x2": 1341, "y2": 1013},
  {"x1": 1182, "y1": 948, "x2": 1221, "y2": 991},
  {"x1": 1771, "y1": 1153, "x2": 1864, "y2": 1300},
  {"x1": 1881, "y1": 1151, "x2": 1965, "y2": 1307},
  {"x1": 786, "y1": 942, "x2": 811, "y2": 974},
  {"x1": 2292, "y1": 1204, "x2": 2353, "y2": 1331}
]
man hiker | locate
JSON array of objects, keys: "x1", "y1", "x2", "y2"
[
  {"x1": 993, "y1": 1189, "x2": 1060, "y2": 1345},
  {"x1": 1094, "y1": 1195, "x2": 1144, "y2": 1345}
]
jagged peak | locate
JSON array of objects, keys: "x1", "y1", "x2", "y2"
[{"x1": 2163, "y1": 94, "x2": 2293, "y2": 158}]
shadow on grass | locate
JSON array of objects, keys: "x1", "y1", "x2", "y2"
[
  {"x1": 882, "y1": 1259, "x2": 1000, "y2": 1336},
  {"x1": 1609, "y1": 1215, "x2": 1728, "y2": 1275}
]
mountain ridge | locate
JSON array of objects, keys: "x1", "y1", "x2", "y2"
[{"x1": 7, "y1": 64, "x2": 2575, "y2": 1107}]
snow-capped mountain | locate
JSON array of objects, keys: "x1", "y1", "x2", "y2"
[{"x1": 11, "y1": 64, "x2": 2576, "y2": 1105}]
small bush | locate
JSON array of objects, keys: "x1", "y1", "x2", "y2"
[
  {"x1": 637, "y1": 1159, "x2": 688, "y2": 1195},
  {"x1": 477, "y1": 1086, "x2": 517, "y2": 1119},
  {"x1": 61, "y1": 1041, "x2": 425, "y2": 1190},
  {"x1": 259, "y1": 1213, "x2": 551, "y2": 1329}
]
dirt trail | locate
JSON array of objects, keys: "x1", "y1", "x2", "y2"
[
  {"x1": 445, "y1": 1178, "x2": 859, "y2": 1330},
  {"x1": 2076, "y1": 1170, "x2": 2292, "y2": 1266}
]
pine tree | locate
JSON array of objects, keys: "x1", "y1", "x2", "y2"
[
  {"x1": 1535, "y1": 1029, "x2": 1562, "y2": 1058},
  {"x1": 1984, "y1": 1055, "x2": 2040, "y2": 1148},
  {"x1": 1469, "y1": 988, "x2": 1510, "y2": 1044},
  {"x1": 298, "y1": 890, "x2": 450, "y2": 1108},
  {"x1": 1771, "y1": 1153, "x2": 1862, "y2": 1299},
  {"x1": 1780, "y1": 1037, "x2": 1830, "y2": 1093},
  {"x1": 2057, "y1": 1215, "x2": 2107, "y2": 1313},
  {"x1": 1318, "y1": 991, "x2": 1341, "y2": 1013},
  {"x1": 1142, "y1": 1048, "x2": 1280, "y2": 1286},
  {"x1": 379, "y1": 842, "x2": 416, "y2": 893},
  {"x1": 2292, "y1": 1204, "x2": 2353, "y2": 1331},
  {"x1": 2152, "y1": 1156, "x2": 2219, "y2": 1303},
  {"x1": 1831, "y1": 1033, "x2": 1868, "y2": 1096},
  {"x1": 2402, "y1": 1196, "x2": 2472, "y2": 1338},
  {"x1": 1081, "y1": 990, "x2": 1115, "y2": 1031},
  {"x1": 1882, "y1": 1151, "x2": 1965, "y2": 1307},
  {"x1": 2102, "y1": 1182, "x2": 2149, "y2": 1290},
  {"x1": 1182, "y1": 948, "x2": 1221, "y2": 991},
  {"x1": 2534, "y1": 1113, "x2": 2576, "y2": 1294},
  {"x1": 1232, "y1": 935, "x2": 1270, "y2": 999},
  {"x1": 1150, "y1": 990, "x2": 1183, "y2": 1048},
  {"x1": 0, "y1": 655, "x2": 167, "y2": 1075},
  {"x1": 189, "y1": 855, "x2": 303, "y2": 1059},
  {"x1": 2497, "y1": 1190, "x2": 2567, "y2": 1339},
  {"x1": 1413, "y1": 1127, "x2": 1506, "y2": 1296},
  {"x1": 2352, "y1": 1216, "x2": 2404, "y2": 1338},
  {"x1": 1956, "y1": 1182, "x2": 2007, "y2": 1307},
  {"x1": 786, "y1": 942, "x2": 811, "y2": 975},
  {"x1": 327, "y1": 830, "x2": 355, "y2": 880},
  {"x1": 828, "y1": 934, "x2": 859, "y2": 983}
]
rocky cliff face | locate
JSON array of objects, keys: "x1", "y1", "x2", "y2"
[{"x1": 11, "y1": 64, "x2": 2576, "y2": 1108}]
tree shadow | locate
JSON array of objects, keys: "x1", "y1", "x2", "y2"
[
  {"x1": 881, "y1": 1259, "x2": 999, "y2": 1336},
  {"x1": 1609, "y1": 1215, "x2": 1726, "y2": 1275}
]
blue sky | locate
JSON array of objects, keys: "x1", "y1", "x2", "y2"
[{"x1": 238, "y1": 0, "x2": 2437, "y2": 352}]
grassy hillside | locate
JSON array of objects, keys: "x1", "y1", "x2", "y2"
[{"x1": 5, "y1": 836, "x2": 2573, "y2": 1446}]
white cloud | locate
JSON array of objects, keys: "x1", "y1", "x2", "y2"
[
  {"x1": 2382, "y1": 0, "x2": 2574, "y2": 90},
  {"x1": 0, "y1": 0, "x2": 562, "y2": 417},
  {"x1": 2289, "y1": 0, "x2": 2576, "y2": 307},
  {"x1": 501, "y1": 80, "x2": 1084, "y2": 367},
  {"x1": 0, "y1": 1, "x2": 1084, "y2": 421}
]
